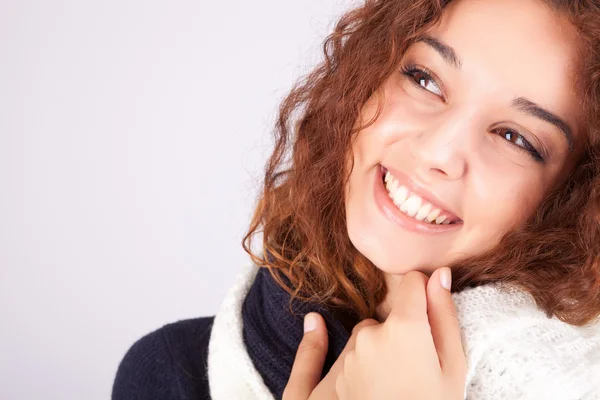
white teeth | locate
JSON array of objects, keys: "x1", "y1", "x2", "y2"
[
  {"x1": 391, "y1": 186, "x2": 409, "y2": 206},
  {"x1": 415, "y1": 202, "x2": 432, "y2": 221},
  {"x1": 400, "y1": 195, "x2": 422, "y2": 217},
  {"x1": 383, "y1": 170, "x2": 458, "y2": 225},
  {"x1": 426, "y1": 207, "x2": 441, "y2": 222}
]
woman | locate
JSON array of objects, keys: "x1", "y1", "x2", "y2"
[{"x1": 112, "y1": 0, "x2": 600, "y2": 398}]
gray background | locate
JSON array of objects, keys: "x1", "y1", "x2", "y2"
[{"x1": 0, "y1": 0, "x2": 355, "y2": 398}]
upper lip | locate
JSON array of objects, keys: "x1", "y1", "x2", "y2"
[{"x1": 381, "y1": 164, "x2": 463, "y2": 222}]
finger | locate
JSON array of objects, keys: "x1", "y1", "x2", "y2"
[
  {"x1": 386, "y1": 270, "x2": 429, "y2": 322},
  {"x1": 292, "y1": 318, "x2": 379, "y2": 400},
  {"x1": 282, "y1": 312, "x2": 328, "y2": 400},
  {"x1": 426, "y1": 267, "x2": 466, "y2": 377},
  {"x1": 327, "y1": 318, "x2": 379, "y2": 376}
]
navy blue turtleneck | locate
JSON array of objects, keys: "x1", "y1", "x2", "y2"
[
  {"x1": 241, "y1": 267, "x2": 352, "y2": 398},
  {"x1": 111, "y1": 267, "x2": 353, "y2": 399}
]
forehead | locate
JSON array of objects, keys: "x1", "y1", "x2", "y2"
[{"x1": 422, "y1": 0, "x2": 583, "y2": 134}]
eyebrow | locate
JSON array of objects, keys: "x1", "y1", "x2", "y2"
[
  {"x1": 412, "y1": 34, "x2": 575, "y2": 152},
  {"x1": 510, "y1": 97, "x2": 574, "y2": 152},
  {"x1": 413, "y1": 34, "x2": 462, "y2": 68}
]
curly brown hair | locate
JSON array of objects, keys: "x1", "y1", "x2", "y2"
[{"x1": 242, "y1": 0, "x2": 600, "y2": 328}]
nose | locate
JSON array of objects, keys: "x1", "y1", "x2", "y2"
[{"x1": 408, "y1": 114, "x2": 471, "y2": 182}]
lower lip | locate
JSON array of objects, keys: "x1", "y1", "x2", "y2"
[{"x1": 373, "y1": 165, "x2": 463, "y2": 234}]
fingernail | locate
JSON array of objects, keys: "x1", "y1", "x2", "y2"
[
  {"x1": 304, "y1": 313, "x2": 317, "y2": 333},
  {"x1": 440, "y1": 267, "x2": 452, "y2": 291}
]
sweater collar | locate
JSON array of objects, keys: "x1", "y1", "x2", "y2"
[
  {"x1": 242, "y1": 265, "x2": 352, "y2": 399},
  {"x1": 208, "y1": 260, "x2": 600, "y2": 400}
]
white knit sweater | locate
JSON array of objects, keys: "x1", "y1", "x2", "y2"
[{"x1": 208, "y1": 263, "x2": 600, "y2": 399}]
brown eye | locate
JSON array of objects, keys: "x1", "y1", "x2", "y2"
[
  {"x1": 494, "y1": 128, "x2": 545, "y2": 164},
  {"x1": 400, "y1": 65, "x2": 443, "y2": 97},
  {"x1": 414, "y1": 72, "x2": 436, "y2": 91},
  {"x1": 502, "y1": 129, "x2": 521, "y2": 145}
]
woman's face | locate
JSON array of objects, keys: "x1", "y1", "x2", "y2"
[{"x1": 345, "y1": 0, "x2": 584, "y2": 276}]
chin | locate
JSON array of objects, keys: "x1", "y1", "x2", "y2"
[{"x1": 347, "y1": 227, "x2": 439, "y2": 276}]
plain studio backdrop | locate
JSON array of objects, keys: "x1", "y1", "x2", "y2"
[{"x1": 0, "y1": 0, "x2": 356, "y2": 399}]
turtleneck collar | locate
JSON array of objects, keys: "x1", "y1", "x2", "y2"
[{"x1": 241, "y1": 266, "x2": 352, "y2": 399}]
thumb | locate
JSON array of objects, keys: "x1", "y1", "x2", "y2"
[
  {"x1": 305, "y1": 317, "x2": 379, "y2": 400},
  {"x1": 426, "y1": 267, "x2": 466, "y2": 378},
  {"x1": 282, "y1": 312, "x2": 329, "y2": 400}
]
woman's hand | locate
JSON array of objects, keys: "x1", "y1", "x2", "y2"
[
  {"x1": 335, "y1": 268, "x2": 467, "y2": 399},
  {"x1": 282, "y1": 267, "x2": 467, "y2": 400},
  {"x1": 282, "y1": 312, "x2": 378, "y2": 400}
]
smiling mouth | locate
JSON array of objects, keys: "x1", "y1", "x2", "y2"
[{"x1": 380, "y1": 166, "x2": 462, "y2": 225}]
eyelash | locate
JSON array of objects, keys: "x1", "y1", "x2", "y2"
[{"x1": 399, "y1": 64, "x2": 546, "y2": 164}]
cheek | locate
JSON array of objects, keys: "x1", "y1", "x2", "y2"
[
  {"x1": 351, "y1": 90, "x2": 422, "y2": 165},
  {"x1": 468, "y1": 170, "x2": 546, "y2": 236}
]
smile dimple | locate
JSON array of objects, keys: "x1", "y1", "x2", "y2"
[{"x1": 382, "y1": 169, "x2": 460, "y2": 225}]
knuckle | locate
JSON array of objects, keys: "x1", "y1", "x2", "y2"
[
  {"x1": 385, "y1": 314, "x2": 424, "y2": 333},
  {"x1": 296, "y1": 337, "x2": 325, "y2": 355},
  {"x1": 351, "y1": 318, "x2": 378, "y2": 335},
  {"x1": 384, "y1": 313, "x2": 407, "y2": 329},
  {"x1": 443, "y1": 304, "x2": 459, "y2": 320},
  {"x1": 343, "y1": 349, "x2": 356, "y2": 370},
  {"x1": 354, "y1": 325, "x2": 371, "y2": 343},
  {"x1": 354, "y1": 324, "x2": 377, "y2": 352}
]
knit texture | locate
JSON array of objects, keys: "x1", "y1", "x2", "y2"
[
  {"x1": 207, "y1": 262, "x2": 273, "y2": 399},
  {"x1": 208, "y1": 262, "x2": 600, "y2": 400},
  {"x1": 452, "y1": 283, "x2": 600, "y2": 399},
  {"x1": 112, "y1": 317, "x2": 214, "y2": 400},
  {"x1": 241, "y1": 265, "x2": 351, "y2": 398}
]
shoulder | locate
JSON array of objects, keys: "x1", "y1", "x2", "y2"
[
  {"x1": 453, "y1": 284, "x2": 600, "y2": 399},
  {"x1": 467, "y1": 317, "x2": 600, "y2": 399},
  {"x1": 112, "y1": 316, "x2": 215, "y2": 400}
]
